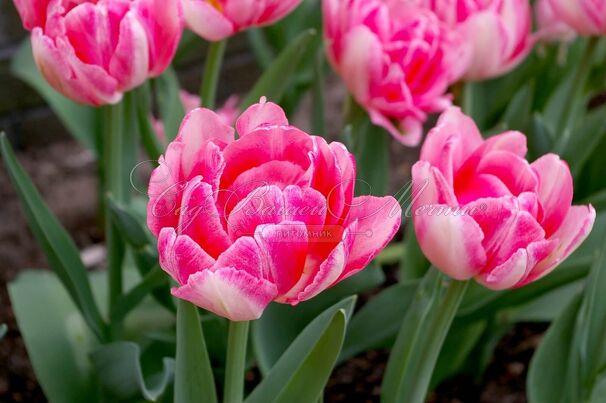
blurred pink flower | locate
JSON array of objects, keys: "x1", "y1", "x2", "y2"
[
  {"x1": 415, "y1": 0, "x2": 535, "y2": 80},
  {"x1": 548, "y1": 0, "x2": 606, "y2": 35},
  {"x1": 184, "y1": 0, "x2": 303, "y2": 41},
  {"x1": 536, "y1": 0, "x2": 577, "y2": 43},
  {"x1": 147, "y1": 98, "x2": 401, "y2": 320},
  {"x1": 153, "y1": 91, "x2": 239, "y2": 143},
  {"x1": 323, "y1": 0, "x2": 471, "y2": 145},
  {"x1": 411, "y1": 107, "x2": 595, "y2": 290},
  {"x1": 15, "y1": 0, "x2": 183, "y2": 105}
]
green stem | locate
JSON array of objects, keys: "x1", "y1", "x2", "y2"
[
  {"x1": 462, "y1": 81, "x2": 474, "y2": 117},
  {"x1": 382, "y1": 270, "x2": 469, "y2": 403},
  {"x1": 555, "y1": 37, "x2": 599, "y2": 154},
  {"x1": 200, "y1": 40, "x2": 228, "y2": 109},
  {"x1": 223, "y1": 320, "x2": 250, "y2": 403}
]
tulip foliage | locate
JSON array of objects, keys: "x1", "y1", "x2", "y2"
[{"x1": 2, "y1": 0, "x2": 606, "y2": 402}]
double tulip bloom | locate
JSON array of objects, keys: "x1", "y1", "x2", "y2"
[
  {"x1": 411, "y1": 108, "x2": 595, "y2": 290},
  {"x1": 547, "y1": 0, "x2": 606, "y2": 35},
  {"x1": 184, "y1": 0, "x2": 303, "y2": 41},
  {"x1": 147, "y1": 99, "x2": 401, "y2": 321},
  {"x1": 13, "y1": 0, "x2": 183, "y2": 105},
  {"x1": 416, "y1": 0, "x2": 535, "y2": 80},
  {"x1": 323, "y1": 0, "x2": 471, "y2": 146}
]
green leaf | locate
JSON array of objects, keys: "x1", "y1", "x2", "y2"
[
  {"x1": 154, "y1": 67, "x2": 185, "y2": 143},
  {"x1": 135, "y1": 84, "x2": 164, "y2": 162},
  {"x1": 0, "y1": 134, "x2": 107, "y2": 340},
  {"x1": 311, "y1": 48, "x2": 327, "y2": 135},
  {"x1": 108, "y1": 196, "x2": 153, "y2": 249},
  {"x1": 241, "y1": 29, "x2": 317, "y2": 110},
  {"x1": 590, "y1": 374, "x2": 606, "y2": 403},
  {"x1": 11, "y1": 38, "x2": 100, "y2": 154},
  {"x1": 500, "y1": 83, "x2": 533, "y2": 132},
  {"x1": 0, "y1": 324, "x2": 6, "y2": 339},
  {"x1": 527, "y1": 293, "x2": 583, "y2": 403},
  {"x1": 382, "y1": 269, "x2": 468, "y2": 403},
  {"x1": 400, "y1": 222, "x2": 430, "y2": 281},
  {"x1": 112, "y1": 267, "x2": 169, "y2": 322},
  {"x1": 246, "y1": 297, "x2": 355, "y2": 403},
  {"x1": 8, "y1": 271, "x2": 99, "y2": 403},
  {"x1": 339, "y1": 281, "x2": 418, "y2": 362},
  {"x1": 91, "y1": 341, "x2": 174, "y2": 401},
  {"x1": 253, "y1": 268, "x2": 382, "y2": 373},
  {"x1": 174, "y1": 300, "x2": 217, "y2": 403},
  {"x1": 563, "y1": 103, "x2": 606, "y2": 177}
]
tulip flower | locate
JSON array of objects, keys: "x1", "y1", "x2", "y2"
[
  {"x1": 411, "y1": 107, "x2": 595, "y2": 290},
  {"x1": 536, "y1": 0, "x2": 577, "y2": 43},
  {"x1": 547, "y1": 0, "x2": 606, "y2": 35},
  {"x1": 323, "y1": 0, "x2": 471, "y2": 146},
  {"x1": 183, "y1": 0, "x2": 304, "y2": 42},
  {"x1": 414, "y1": 0, "x2": 534, "y2": 80},
  {"x1": 14, "y1": 0, "x2": 184, "y2": 105},
  {"x1": 147, "y1": 98, "x2": 402, "y2": 321}
]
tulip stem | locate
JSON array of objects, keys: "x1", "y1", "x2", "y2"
[
  {"x1": 200, "y1": 40, "x2": 228, "y2": 109},
  {"x1": 224, "y1": 320, "x2": 250, "y2": 403},
  {"x1": 382, "y1": 269, "x2": 469, "y2": 403},
  {"x1": 462, "y1": 81, "x2": 475, "y2": 118},
  {"x1": 555, "y1": 37, "x2": 599, "y2": 154}
]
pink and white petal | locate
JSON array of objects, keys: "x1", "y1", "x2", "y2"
[
  {"x1": 420, "y1": 107, "x2": 483, "y2": 184},
  {"x1": 524, "y1": 205, "x2": 596, "y2": 284},
  {"x1": 308, "y1": 136, "x2": 346, "y2": 225},
  {"x1": 136, "y1": 0, "x2": 184, "y2": 76},
  {"x1": 183, "y1": 0, "x2": 234, "y2": 41},
  {"x1": 368, "y1": 109, "x2": 423, "y2": 147},
  {"x1": 212, "y1": 236, "x2": 268, "y2": 278},
  {"x1": 178, "y1": 108, "x2": 234, "y2": 176},
  {"x1": 178, "y1": 177, "x2": 231, "y2": 258},
  {"x1": 476, "y1": 248, "x2": 528, "y2": 290},
  {"x1": 109, "y1": 11, "x2": 150, "y2": 91},
  {"x1": 340, "y1": 25, "x2": 383, "y2": 104},
  {"x1": 455, "y1": 173, "x2": 511, "y2": 205},
  {"x1": 226, "y1": 185, "x2": 285, "y2": 240},
  {"x1": 283, "y1": 225, "x2": 355, "y2": 304},
  {"x1": 477, "y1": 151, "x2": 538, "y2": 195},
  {"x1": 158, "y1": 228, "x2": 216, "y2": 284},
  {"x1": 343, "y1": 196, "x2": 401, "y2": 275},
  {"x1": 14, "y1": 0, "x2": 50, "y2": 30},
  {"x1": 414, "y1": 205, "x2": 487, "y2": 280},
  {"x1": 172, "y1": 267, "x2": 278, "y2": 321},
  {"x1": 411, "y1": 161, "x2": 459, "y2": 210},
  {"x1": 235, "y1": 98, "x2": 289, "y2": 137},
  {"x1": 531, "y1": 154, "x2": 573, "y2": 237},
  {"x1": 329, "y1": 142, "x2": 356, "y2": 211},
  {"x1": 255, "y1": 221, "x2": 309, "y2": 296},
  {"x1": 283, "y1": 186, "x2": 327, "y2": 227},
  {"x1": 461, "y1": 13, "x2": 507, "y2": 81},
  {"x1": 481, "y1": 130, "x2": 528, "y2": 157}
]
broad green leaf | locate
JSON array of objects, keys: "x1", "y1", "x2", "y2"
[
  {"x1": 135, "y1": 84, "x2": 164, "y2": 161},
  {"x1": 340, "y1": 280, "x2": 418, "y2": 362},
  {"x1": 311, "y1": 48, "x2": 327, "y2": 135},
  {"x1": 11, "y1": 38, "x2": 100, "y2": 154},
  {"x1": 577, "y1": 246, "x2": 606, "y2": 388},
  {"x1": 590, "y1": 374, "x2": 606, "y2": 403},
  {"x1": 0, "y1": 324, "x2": 6, "y2": 339},
  {"x1": 510, "y1": 281, "x2": 582, "y2": 323},
  {"x1": 112, "y1": 267, "x2": 169, "y2": 322},
  {"x1": 174, "y1": 300, "x2": 217, "y2": 403},
  {"x1": 246, "y1": 297, "x2": 355, "y2": 403},
  {"x1": 382, "y1": 269, "x2": 468, "y2": 403},
  {"x1": 527, "y1": 113, "x2": 554, "y2": 161},
  {"x1": 108, "y1": 196, "x2": 153, "y2": 249},
  {"x1": 501, "y1": 83, "x2": 533, "y2": 132},
  {"x1": 0, "y1": 134, "x2": 106, "y2": 340},
  {"x1": 253, "y1": 268, "x2": 382, "y2": 373},
  {"x1": 400, "y1": 223, "x2": 430, "y2": 281},
  {"x1": 241, "y1": 29, "x2": 317, "y2": 110},
  {"x1": 91, "y1": 341, "x2": 174, "y2": 401},
  {"x1": 527, "y1": 293, "x2": 583, "y2": 403},
  {"x1": 563, "y1": 103, "x2": 606, "y2": 177},
  {"x1": 154, "y1": 67, "x2": 185, "y2": 142},
  {"x1": 8, "y1": 271, "x2": 99, "y2": 403}
]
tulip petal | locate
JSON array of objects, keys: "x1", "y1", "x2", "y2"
[
  {"x1": 109, "y1": 11, "x2": 150, "y2": 91},
  {"x1": 172, "y1": 267, "x2": 277, "y2": 321},
  {"x1": 158, "y1": 228, "x2": 215, "y2": 284},
  {"x1": 342, "y1": 196, "x2": 401, "y2": 277},
  {"x1": 183, "y1": 0, "x2": 234, "y2": 41},
  {"x1": 227, "y1": 185, "x2": 284, "y2": 240},
  {"x1": 255, "y1": 221, "x2": 309, "y2": 296},
  {"x1": 414, "y1": 204, "x2": 486, "y2": 280},
  {"x1": 236, "y1": 99, "x2": 289, "y2": 137},
  {"x1": 532, "y1": 154, "x2": 573, "y2": 237},
  {"x1": 476, "y1": 248, "x2": 528, "y2": 290},
  {"x1": 523, "y1": 205, "x2": 596, "y2": 285},
  {"x1": 212, "y1": 236, "x2": 268, "y2": 278}
]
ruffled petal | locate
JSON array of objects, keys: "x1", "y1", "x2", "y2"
[
  {"x1": 235, "y1": 98, "x2": 289, "y2": 137},
  {"x1": 183, "y1": 0, "x2": 234, "y2": 41},
  {"x1": 158, "y1": 228, "x2": 215, "y2": 284}
]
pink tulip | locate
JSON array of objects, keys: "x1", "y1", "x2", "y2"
[
  {"x1": 17, "y1": 0, "x2": 183, "y2": 105},
  {"x1": 147, "y1": 98, "x2": 401, "y2": 320},
  {"x1": 153, "y1": 91, "x2": 239, "y2": 143},
  {"x1": 323, "y1": 0, "x2": 471, "y2": 146},
  {"x1": 548, "y1": 0, "x2": 606, "y2": 35},
  {"x1": 411, "y1": 107, "x2": 595, "y2": 290},
  {"x1": 536, "y1": 0, "x2": 577, "y2": 43},
  {"x1": 184, "y1": 0, "x2": 304, "y2": 41},
  {"x1": 415, "y1": 0, "x2": 535, "y2": 80}
]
